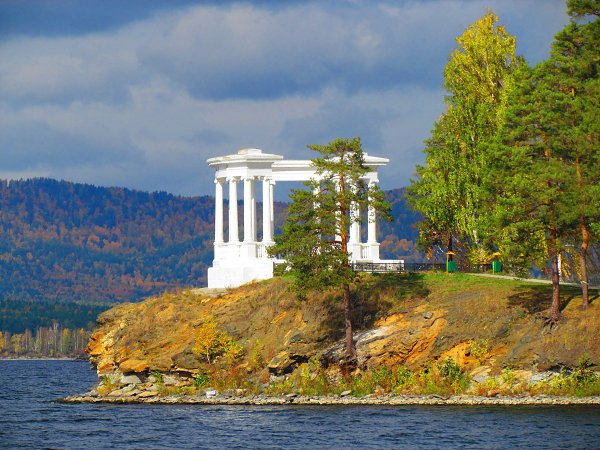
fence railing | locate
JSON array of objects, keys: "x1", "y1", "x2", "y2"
[
  {"x1": 350, "y1": 262, "x2": 495, "y2": 273},
  {"x1": 350, "y1": 261, "x2": 406, "y2": 272}
]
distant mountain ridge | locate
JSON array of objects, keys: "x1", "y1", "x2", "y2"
[{"x1": 0, "y1": 178, "x2": 420, "y2": 308}]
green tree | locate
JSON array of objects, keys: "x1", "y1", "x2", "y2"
[
  {"x1": 408, "y1": 11, "x2": 516, "y2": 261},
  {"x1": 268, "y1": 137, "x2": 391, "y2": 359},
  {"x1": 485, "y1": 57, "x2": 580, "y2": 324},
  {"x1": 567, "y1": 0, "x2": 600, "y2": 18},
  {"x1": 555, "y1": 0, "x2": 600, "y2": 307},
  {"x1": 61, "y1": 328, "x2": 72, "y2": 355},
  {"x1": 481, "y1": 0, "x2": 599, "y2": 322}
]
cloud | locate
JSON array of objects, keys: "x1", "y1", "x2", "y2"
[
  {"x1": 278, "y1": 86, "x2": 444, "y2": 187},
  {"x1": 0, "y1": 0, "x2": 199, "y2": 38},
  {"x1": 0, "y1": 33, "x2": 141, "y2": 105},
  {"x1": 0, "y1": 2, "x2": 568, "y2": 105},
  {"x1": 0, "y1": 1, "x2": 569, "y2": 196},
  {"x1": 137, "y1": 2, "x2": 476, "y2": 100}
]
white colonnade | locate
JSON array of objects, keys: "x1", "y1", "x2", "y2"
[
  {"x1": 212, "y1": 174, "x2": 275, "y2": 262},
  {"x1": 207, "y1": 148, "x2": 388, "y2": 288}
]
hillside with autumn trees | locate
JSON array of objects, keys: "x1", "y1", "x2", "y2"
[{"x1": 0, "y1": 178, "x2": 420, "y2": 340}]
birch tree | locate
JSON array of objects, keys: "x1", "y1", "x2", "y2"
[{"x1": 408, "y1": 11, "x2": 516, "y2": 261}]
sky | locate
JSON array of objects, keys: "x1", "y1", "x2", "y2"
[{"x1": 0, "y1": 0, "x2": 570, "y2": 198}]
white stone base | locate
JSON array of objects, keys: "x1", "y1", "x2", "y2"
[{"x1": 207, "y1": 258, "x2": 274, "y2": 288}]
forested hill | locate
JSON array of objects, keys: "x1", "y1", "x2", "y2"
[
  {"x1": 0, "y1": 178, "x2": 215, "y2": 306},
  {"x1": 0, "y1": 178, "x2": 420, "y2": 308}
]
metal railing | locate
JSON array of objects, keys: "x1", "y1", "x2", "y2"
[
  {"x1": 350, "y1": 262, "x2": 495, "y2": 273},
  {"x1": 351, "y1": 261, "x2": 406, "y2": 272}
]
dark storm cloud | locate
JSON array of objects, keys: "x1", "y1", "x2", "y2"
[
  {"x1": 137, "y1": 3, "x2": 457, "y2": 100},
  {"x1": 0, "y1": 0, "x2": 196, "y2": 38},
  {"x1": 0, "y1": 1, "x2": 570, "y2": 195},
  {"x1": 0, "y1": 0, "x2": 326, "y2": 39}
]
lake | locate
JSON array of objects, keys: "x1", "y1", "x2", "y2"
[{"x1": 1, "y1": 360, "x2": 600, "y2": 449}]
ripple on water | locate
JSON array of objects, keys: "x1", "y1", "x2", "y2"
[{"x1": 2, "y1": 361, "x2": 600, "y2": 449}]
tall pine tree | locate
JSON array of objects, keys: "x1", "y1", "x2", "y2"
[
  {"x1": 485, "y1": 58, "x2": 576, "y2": 324},
  {"x1": 555, "y1": 0, "x2": 600, "y2": 307},
  {"x1": 268, "y1": 137, "x2": 390, "y2": 359}
]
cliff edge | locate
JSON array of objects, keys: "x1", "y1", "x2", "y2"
[{"x1": 86, "y1": 273, "x2": 600, "y2": 396}]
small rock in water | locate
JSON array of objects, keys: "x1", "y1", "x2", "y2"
[{"x1": 340, "y1": 390, "x2": 352, "y2": 397}]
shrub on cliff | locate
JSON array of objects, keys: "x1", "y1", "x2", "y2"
[{"x1": 192, "y1": 317, "x2": 244, "y2": 364}]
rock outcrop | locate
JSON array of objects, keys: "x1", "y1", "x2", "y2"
[{"x1": 86, "y1": 274, "x2": 600, "y2": 395}]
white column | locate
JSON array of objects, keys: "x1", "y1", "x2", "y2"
[
  {"x1": 262, "y1": 177, "x2": 272, "y2": 242},
  {"x1": 349, "y1": 201, "x2": 361, "y2": 260},
  {"x1": 349, "y1": 195, "x2": 360, "y2": 245},
  {"x1": 367, "y1": 179, "x2": 379, "y2": 260},
  {"x1": 348, "y1": 180, "x2": 362, "y2": 260},
  {"x1": 243, "y1": 176, "x2": 253, "y2": 242},
  {"x1": 269, "y1": 180, "x2": 275, "y2": 239},
  {"x1": 251, "y1": 177, "x2": 257, "y2": 241},
  {"x1": 334, "y1": 177, "x2": 341, "y2": 243},
  {"x1": 214, "y1": 178, "x2": 224, "y2": 243},
  {"x1": 228, "y1": 177, "x2": 239, "y2": 243},
  {"x1": 367, "y1": 187, "x2": 377, "y2": 244}
]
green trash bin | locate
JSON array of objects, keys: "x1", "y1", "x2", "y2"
[
  {"x1": 492, "y1": 260, "x2": 503, "y2": 273},
  {"x1": 446, "y1": 260, "x2": 457, "y2": 273}
]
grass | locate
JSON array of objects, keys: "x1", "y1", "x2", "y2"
[
  {"x1": 260, "y1": 356, "x2": 600, "y2": 398},
  {"x1": 264, "y1": 358, "x2": 473, "y2": 397},
  {"x1": 94, "y1": 270, "x2": 600, "y2": 400}
]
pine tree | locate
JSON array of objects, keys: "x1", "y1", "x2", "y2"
[
  {"x1": 554, "y1": 0, "x2": 600, "y2": 307},
  {"x1": 486, "y1": 57, "x2": 581, "y2": 324},
  {"x1": 268, "y1": 137, "x2": 390, "y2": 359}
]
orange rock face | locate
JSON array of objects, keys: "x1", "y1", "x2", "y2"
[
  {"x1": 87, "y1": 280, "x2": 331, "y2": 377},
  {"x1": 86, "y1": 274, "x2": 600, "y2": 381}
]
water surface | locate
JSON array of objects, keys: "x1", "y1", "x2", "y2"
[{"x1": 1, "y1": 360, "x2": 599, "y2": 449}]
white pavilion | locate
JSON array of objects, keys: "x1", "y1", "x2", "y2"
[{"x1": 206, "y1": 148, "x2": 393, "y2": 288}]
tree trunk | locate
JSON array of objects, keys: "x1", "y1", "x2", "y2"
[
  {"x1": 570, "y1": 85, "x2": 590, "y2": 308},
  {"x1": 580, "y1": 219, "x2": 590, "y2": 308},
  {"x1": 548, "y1": 227, "x2": 561, "y2": 324},
  {"x1": 343, "y1": 282, "x2": 356, "y2": 359},
  {"x1": 447, "y1": 235, "x2": 454, "y2": 261}
]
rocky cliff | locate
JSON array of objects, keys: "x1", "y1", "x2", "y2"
[{"x1": 86, "y1": 273, "x2": 600, "y2": 395}]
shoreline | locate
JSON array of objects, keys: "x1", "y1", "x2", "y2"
[
  {"x1": 0, "y1": 356, "x2": 80, "y2": 361},
  {"x1": 60, "y1": 393, "x2": 600, "y2": 406}
]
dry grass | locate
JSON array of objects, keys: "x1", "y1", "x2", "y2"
[{"x1": 89, "y1": 271, "x2": 600, "y2": 385}]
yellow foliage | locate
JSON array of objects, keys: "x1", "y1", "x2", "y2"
[{"x1": 192, "y1": 317, "x2": 244, "y2": 364}]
